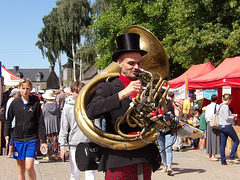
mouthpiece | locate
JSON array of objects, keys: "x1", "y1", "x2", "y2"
[{"x1": 135, "y1": 73, "x2": 139, "y2": 78}]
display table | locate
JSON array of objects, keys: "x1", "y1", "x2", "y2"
[{"x1": 225, "y1": 125, "x2": 240, "y2": 158}]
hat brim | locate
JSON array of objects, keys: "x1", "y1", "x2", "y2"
[
  {"x1": 10, "y1": 91, "x2": 20, "y2": 97},
  {"x1": 112, "y1": 49, "x2": 147, "y2": 62},
  {"x1": 42, "y1": 94, "x2": 56, "y2": 100}
]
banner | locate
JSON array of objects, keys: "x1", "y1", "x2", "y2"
[
  {"x1": 168, "y1": 85, "x2": 186, "y2": 100},
  {"x1": 203, "y1": 88, "x2": 218, "y2": 100}
]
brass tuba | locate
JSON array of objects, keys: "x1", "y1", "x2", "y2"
[{"x1": 75, "y1": 26, "x2": 169, "y2": 150}]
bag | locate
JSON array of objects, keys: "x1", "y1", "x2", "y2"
[
  {"x1": 209, "y1": 114, "x2": 219, "y2": 129},
  {"x1": 75, "y1": 142, "x2": 102, "y2": 171},
  {"x1": 209, "y1": 104, "x2": 222, "y2": 129}
]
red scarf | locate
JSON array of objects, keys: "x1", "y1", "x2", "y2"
[{"x1": 119, "y1": 75, "x2": 137, "y2": 99}]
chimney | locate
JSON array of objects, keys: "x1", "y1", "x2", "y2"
[
  {"x1": 49, "y1": 66, "x2": 54, "y2": 72},
  {"x1": 13, "y1": 66, "x2": 19, "y2": 72}
]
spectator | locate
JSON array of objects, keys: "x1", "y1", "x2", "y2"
[
  {"x1": 219, "y1": 94, "x2": 239, "y2": 165},
  {"x1": 4, "y1": 78, "x2": 47, "y2": 180},
  {"x1": 183, "y1": 94, "x2": 194, "y2": 118},
  {"x1": 5, "y1": 88, "x2": 20, "y2": 157},
  {"x1": 37, "y1": 90, "x2": 44, "y2": 101},
  {"x1": 158, "y1": 91, "x2": 182, "y2": 175},
  {"x1": 192, "y1": 110, "x2": 200, "y2": 149},
  {"x1": 59, "y1": 82, "x2": 95, "y2": 180},
  {"x1": 42, "y1": 90, "x2": 61, "y2": 161},
  {"x1": 194, "y1": 100, "x2": 199, "y2": 110},
  {"x1": 199, "y1": 106, "x2": 207, "y2": 150},
  {"x1": 205, "y1": 94, "x2": 220, "y2": 161},
  {"x1": 64, "y1": 87, "x2": 73, "y2": 105},
  {"x1": 56, "y1": 86, "x2": 65, "y2": 111}
]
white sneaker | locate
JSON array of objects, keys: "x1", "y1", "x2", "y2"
[
  {"x1": 161, "y1": 165, "x2": 167, "y2": 173},
  {"x1": 167, "y1": 166, "x2": 172, "y2": 175},
  {"x1": 34, "y1": 160, "x2": 40, "y2": 165}
]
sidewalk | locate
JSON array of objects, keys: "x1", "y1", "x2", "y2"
[{"x1": 0, "y1": 146, "x2": 239, "y2": 180}]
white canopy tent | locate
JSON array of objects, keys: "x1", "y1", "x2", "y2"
[{"x1": 1, "y1": 66, "x2": 21, "y2": 88}]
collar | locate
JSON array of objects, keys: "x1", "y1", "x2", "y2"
[{"x1": 119, "y1": 75, "x2": 137, "y2": 98}]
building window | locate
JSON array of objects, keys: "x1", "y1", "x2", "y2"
[
  {"x1": 35, "y1": 74, "x2": 40, "y2": 81},
  {"x1": 36, "y1": 84, "x2": 40, "y2": 92}
]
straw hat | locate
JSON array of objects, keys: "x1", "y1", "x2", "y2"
[{"x1": 42, "y1": 90, "x2": 56, "y2": 100}]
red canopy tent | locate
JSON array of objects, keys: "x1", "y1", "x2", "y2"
[
  {"x1": 189, "y1": 56, "x2": 240, "y2": 89},
  {"x1": 189, "y1": 56, "x2": 240, "y2": 115},
  {"x1": 168, "y1": 62, "x2": 215, "y2": 89}
]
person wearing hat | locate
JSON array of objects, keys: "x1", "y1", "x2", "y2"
[
  {"x1": 37, "y1": 90, "x2": 45, "y2": 102},
  {"x1": 86, "y1": 33, "x2": 182, "y2": 179},
  {"x1": 5, "y1": 88, "x2": 20, "y2": 157},
  {"x1": 42, "y1": 90, "x2": 61, "y2": 161},
  {"x1": 183, "y1": 94, "x2": 194, "y2": 118}
]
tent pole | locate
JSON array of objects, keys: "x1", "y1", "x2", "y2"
[{"x1": 185, "y1": 73, "x2": 188, "y2": 99}]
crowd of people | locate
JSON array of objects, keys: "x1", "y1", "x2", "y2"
[
  {"x1": 1, "y1": 31, "x2": 240, "y2": 180},
  {"x1": 2, "y1": 81, "x2": 95, "y2": 180},
  {"x1": 180, "y1": 93, "x2": 240, "y2": 166}
]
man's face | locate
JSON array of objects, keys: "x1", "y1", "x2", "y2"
[
  {"x1": 19, "y1": 83, "x2": 32, "y2": 98},
  {"x1": 117, "y1": 52, "x2": 142, "y2": 80}
]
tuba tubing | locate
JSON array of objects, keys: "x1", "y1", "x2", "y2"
[{"x1": 75, "y1": 26, "x2": 169, "y2": 150}]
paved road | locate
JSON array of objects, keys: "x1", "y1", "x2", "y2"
[{"x1": 0, "y1": 147, "x2": 239, "y2": 180}]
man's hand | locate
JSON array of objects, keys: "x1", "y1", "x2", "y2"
[
  {"x1": 60, "y1": 149, "x2": 67, "y2": 161},
  {"x1": 118, "y1": 80, "x2": 142, "y2": 101}
]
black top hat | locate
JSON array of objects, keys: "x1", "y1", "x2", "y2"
[{"x1": 112, "y1": 33, "x2": 147, "y2": 62}]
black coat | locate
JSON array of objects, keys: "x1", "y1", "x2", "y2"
[
  {"x1": 4, "y1": 95, "x2": 46, "y2": 143},
  {"x1": 86, "y1": 76, "x2": 160, "y2": 171}
]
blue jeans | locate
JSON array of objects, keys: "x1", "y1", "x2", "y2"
[
  {"x1": 158, "y1": 134, "x2": 175, "y2": 166},
  {"x1": 219, "y1": 125, "x2": 239, "y2": 164}
]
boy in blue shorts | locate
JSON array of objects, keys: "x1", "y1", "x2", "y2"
[{"x1": 5, "y1": 78, "x2": 47, "y2": 180}]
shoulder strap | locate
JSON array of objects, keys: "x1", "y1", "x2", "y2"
[
  {"x1": 214, "y1": 104, "x2": 217, "y2": 114},
  {"x1": 217, "y1": 104, "x2": 223, "y2": 115}
]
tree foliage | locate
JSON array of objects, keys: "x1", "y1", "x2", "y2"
[
  {"x1": 91, "y1": 0, "x2": 240, "y2": 78},
  {"x1": 37, "y1": 0, "x2": 240, "y2": 81},
  {"x1": 36, "y1": 8, "x2": 61, "y2": 66}
]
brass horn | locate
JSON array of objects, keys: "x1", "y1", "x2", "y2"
[{"x1": 75, "y1": 26, "x2": 169, "y2": 150}]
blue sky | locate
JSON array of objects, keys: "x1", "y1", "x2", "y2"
[{"x1": 0, "y1": 0, "x2": 67, "y2": 75}]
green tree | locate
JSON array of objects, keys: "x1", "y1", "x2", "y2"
[
  {"x1": 57, "y1": 0, "x2": 91, "y2": 81},
  {"x1": 91, "y1": 0, "x2": 240, "y2": 79},
  {"x1": 36, "y1": 7, "x2": 64, "y2": 85}
]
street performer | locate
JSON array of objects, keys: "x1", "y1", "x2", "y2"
[{"x1": 86, "y1": 33, "x2": 183, "y2": 179}]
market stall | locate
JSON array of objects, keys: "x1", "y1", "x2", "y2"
[
  {"x1": 168, "y1": 62, "x2": 215, "y2": 89},
  {"x1": 189, "y1": 56, "x2": 240, "y2": 157},
  {"x1": 167, "y1": 62, "x2": 215, "y2": 100}
]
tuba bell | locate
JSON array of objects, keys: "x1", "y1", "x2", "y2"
[{"x1": 75, "y1": 26, "x2": 170, "y2": 150}]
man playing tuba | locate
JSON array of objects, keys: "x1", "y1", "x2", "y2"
[{"x1": 86, "y1": 33, "x2": 182, "y2": 179}]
